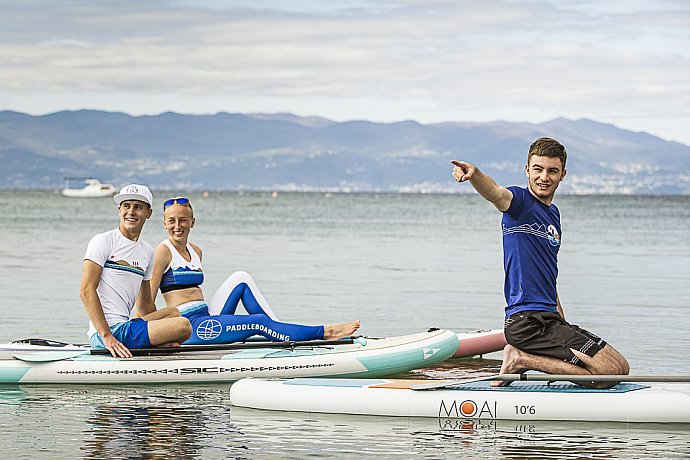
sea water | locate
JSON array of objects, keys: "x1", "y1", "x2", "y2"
[{"x1": 1, "y1": 191, "x2": 689, "y2": 458}]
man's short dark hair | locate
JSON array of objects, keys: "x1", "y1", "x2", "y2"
[{"x1": 528, "y1": 137, "x2": 567, "y2": 169}]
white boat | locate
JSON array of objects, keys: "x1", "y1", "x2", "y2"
[
  {"x1": 0, "y1": 329, "x2": 459, "y2": 384},
  {"x1": 229, "y1": 376, "x2": 690, "y2": 423},
  {"x1": 62, "y1": 178, "x2": 117, "y2": 198}
]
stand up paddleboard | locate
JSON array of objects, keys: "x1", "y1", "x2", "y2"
[
  {"x1": 453, "y1": 329, "x2": 506, "y2": 358},
  {"x1": 229, "y1": 376, "x2": 690, "y2": 423},
  {"x1": 0, "y1": 329, "x2": 458, "y2": 384}
]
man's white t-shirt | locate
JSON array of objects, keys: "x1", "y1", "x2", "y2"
[{"x1": 84, "y1": 228, "x2": 154, "y2": 338}]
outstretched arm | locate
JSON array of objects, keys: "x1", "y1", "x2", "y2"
[{"x1": 451, "y1": 160, "x2": 513, "y2": 212}]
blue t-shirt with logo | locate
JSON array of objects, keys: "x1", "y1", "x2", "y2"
[{"x1": 502, "y1": 186, "x2": 561, "y2": 317}]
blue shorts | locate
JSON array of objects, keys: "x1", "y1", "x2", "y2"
[{"x1": 90, "y1": 318, "x2": 152, "y2": 350}]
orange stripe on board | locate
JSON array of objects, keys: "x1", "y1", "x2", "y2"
[{"x1": 369, "y1": 379, "x2": 450, "y2": 389}]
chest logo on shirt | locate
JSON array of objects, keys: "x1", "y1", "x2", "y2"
[
  {"x1": 104, "y1": 259, "x2": 146, "y2": 276},
  {"x1": 547, "y1": 225, "x2": 561, "y2": 247}
]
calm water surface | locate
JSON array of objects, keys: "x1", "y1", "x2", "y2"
[{"x1": 1, "y1": 191, "x2": 689, "y2": 458}]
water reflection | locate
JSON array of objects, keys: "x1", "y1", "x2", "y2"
[
  {"x1": 77, "y1": 386, "x2": 246, "y2": 459},
  {"x1": 0, "y1": 385, "x2": 249, "y2": 459},
  {"x1": 0, "y1": 385, "x2": 28, "y2": 406},
  {"x1": 228, "y1": 407, "x2": 690, "y2": 459},
  {"x1": 2, "y1": 370, "x2": 690, "y2": 459}
]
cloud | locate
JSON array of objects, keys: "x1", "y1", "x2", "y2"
[{"x1": 0, "y1": 0, "x2": 689, "y2": 144}]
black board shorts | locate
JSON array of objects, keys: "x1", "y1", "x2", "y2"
[{"x1": 504, "y1": 310, "x2": 607, "y2": 367}]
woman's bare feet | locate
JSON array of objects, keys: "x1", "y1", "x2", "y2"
[
  {"x1": 491, "y1": 344, "x2": 526, "y2": 387},
  {"x1": 324, "y1": 320, "x2": 361, "y2": 339}
]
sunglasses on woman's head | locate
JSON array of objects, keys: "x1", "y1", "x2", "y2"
[{"x1": 163, "y1": 197, "x2": 190, "y2": 209}]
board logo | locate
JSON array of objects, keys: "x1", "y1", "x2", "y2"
[
  {"x1": 439, "y1": 399, "x2": 497, "y2": 419},
  {"x1": 196, "y1": 319, "x2": 222, "y2": 340},
  {"x1": 459, "y1": 400, "x2": 477, "y2": 417},
  {"x1": 423, "y1": 348, "x2": 440, "y2": 359}
]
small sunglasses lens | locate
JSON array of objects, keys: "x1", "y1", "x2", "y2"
[{"x1": 163, "y1": 197, "x2": 190, "y2": 209}]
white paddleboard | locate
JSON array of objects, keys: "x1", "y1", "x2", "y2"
[
  {"x1": 0, "y1": 330, "x2": 458, "y2": 384},
  {"x1": 229, "y1": 377, "x2": 690, "y2": 423}
]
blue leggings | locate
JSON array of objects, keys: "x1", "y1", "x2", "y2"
[
  {"x1": 180, "y1": 302, "x2": 324, "y2": 345},
  {"x1": 207, "y1": 271, "x2": 280, "y2": 319}
]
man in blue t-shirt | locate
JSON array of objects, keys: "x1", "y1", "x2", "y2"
[{"x1": 451, "y1": 137, "x2": 629, "y2": 388}]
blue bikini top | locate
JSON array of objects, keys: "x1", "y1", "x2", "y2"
[{"x1": 159, "y1": 239, "x2": 204, "y2": 293}]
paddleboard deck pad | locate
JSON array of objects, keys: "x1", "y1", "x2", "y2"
[
  {"x1": 0, "y1": 330, "x2": 458, "y2": 384},
  {"x1": 229, "y1": 377, "x2": 690, "y2": 423}
]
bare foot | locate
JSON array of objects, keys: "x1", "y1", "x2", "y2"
[
  {"x1": 324, "y1": 320, "x2": 361, "y2": 339},
  {"x1": 491, "y1": 344, "x2": 525, "y2": 387}
]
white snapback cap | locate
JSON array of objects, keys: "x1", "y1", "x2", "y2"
[{"x1": 114, "y1": 184, "x2": 153, "y2": 207}]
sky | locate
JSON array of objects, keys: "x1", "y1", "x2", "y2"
[{"x1": 1, "y1": 0, "x2": 689, "y2": 144}]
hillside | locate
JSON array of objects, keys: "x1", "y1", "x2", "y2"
[{"x1": 1, "y1": 110, "x2": 688, "y2": 194}]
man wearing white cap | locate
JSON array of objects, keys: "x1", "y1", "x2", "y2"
[{"x1": 80, "y1": 184, "x2": 192, "y2": 357}]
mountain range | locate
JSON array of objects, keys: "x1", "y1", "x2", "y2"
[{"x1": 1, "y1": 110, "x2": 689, "y2": 194}]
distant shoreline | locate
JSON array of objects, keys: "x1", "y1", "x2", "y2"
[
  {"x1": 4, "y1": 110, "x2": 690, "y2": 195},
  {"x1": 2, "y1": 188, "x2": 689, "y2": 197}
]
